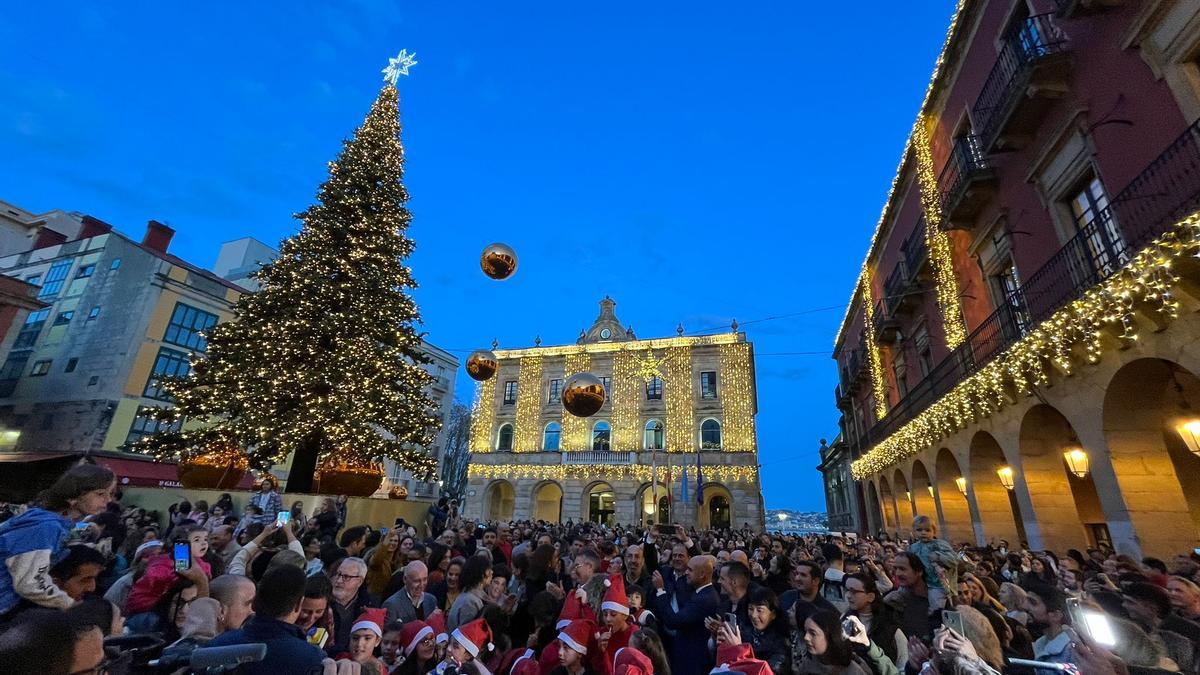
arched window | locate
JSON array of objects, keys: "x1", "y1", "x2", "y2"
[
  {"x1": 543, "y1": 422, "x2": 561, "y2": 451},
  {"x1": 592, "y1": 421, "x2": 611, "y2": 452},
  {"x1": 496, "y1": 423, "x2": 514, "y2": 451},
  {"x1": 701, "y1": 419, "x2": 722, "y2": 449},
  {"x1": 644, "y1": 420, "x2": 664, "y2": 450}
]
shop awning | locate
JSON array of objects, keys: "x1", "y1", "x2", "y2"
[{"x1": 95, "y1": 456, "x2": 186, "y2": 488}]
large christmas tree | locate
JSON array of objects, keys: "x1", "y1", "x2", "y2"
[{"x1": 137, "y1": 73, "x2": 440, "y2": 492}]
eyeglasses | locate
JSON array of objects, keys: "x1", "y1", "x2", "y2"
[{"x1": 334, "y1": 573, "x2": 363, "y2": 581}]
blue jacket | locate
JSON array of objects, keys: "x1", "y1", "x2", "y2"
[
  {"x1": 208, "y1": 616, "x2": 326, "y2": 675},
  {"x1": 654, "y1": 582, "x2": 720, "y2": 675},
  {"x1": 0, "y1": 507, "x2": 73, "y2": 615}
]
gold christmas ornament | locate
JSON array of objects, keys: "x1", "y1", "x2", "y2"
[
  {"x1": 562, "y1": 372, "x2": 606, "y2": 418},
  {"x1": 466, "y1": 350, "x2": 499, "y2": 381},
  {"x1": 480, "y1": 242, "x2": 518, "y2": 280},
  {"x1": 388, "y1": 484, "x2": 409, "y2": 500},
  {"x1": 313, "y1": 458, "x2": 384, "y2": 497},
  {"x1": 177, "y1": 442, "x2": 248, "y2": 490}
]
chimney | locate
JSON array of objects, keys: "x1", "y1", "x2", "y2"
[
  {"x1": 79, "y1": 215, "x2": 113, "y2": 239},
  {"x1": 32, "y1": 228, "x2": 68, "y2": 250},
  {"x1": 142, "y1": 220, "x2": 175, "y2": 253}
]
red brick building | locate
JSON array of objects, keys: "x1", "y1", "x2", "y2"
[{"x1": 831, "y1": 0, "x2": 1200, "y2": 557}]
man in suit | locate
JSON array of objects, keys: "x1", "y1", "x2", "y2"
[
  {"x1": 652, "y1": 554, "x2": 720, "y2": 674},
  {"x1": 382, "y1": 561, "x2": 439, "y2": 626}
]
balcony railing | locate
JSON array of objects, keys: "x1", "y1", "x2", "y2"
[
  {"x1": 973, "y1": 13, "x2": 1071, "y2": 152},
  {"x1": 862, "y1": 117, "x2": 1200, "y2": 452},
  {"x1": 563, "y1": 450, "x2": 634, "y2": 465},
  {"x1": 938, "y1": 135, "x2": 996, "y2": 228},
  {"x1": 902, "y1": 227, "x2": 928, "y2": 280}
]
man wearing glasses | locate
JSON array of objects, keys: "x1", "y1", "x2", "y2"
[{"x1": 329, "y1": 557, "x2": 379, "y2": 655}]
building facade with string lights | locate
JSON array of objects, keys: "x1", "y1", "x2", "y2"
[
  {"x1": 464, "y1": 298, "x2": 766, "y2": 529},
  {"x1": 829, "y1": 0, "x2": 1200, "y2": 558}
]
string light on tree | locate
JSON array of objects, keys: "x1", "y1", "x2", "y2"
[{"x1": 135, "y1": 54, "x2": 441, "y2": 490}]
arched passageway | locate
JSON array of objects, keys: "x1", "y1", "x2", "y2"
[
  {"x1": 968, "y1": 431, "x2": 1023, "y2": 546},
  {"x1": 935, "y1": 448, "x2": 973, "y2": 545}
]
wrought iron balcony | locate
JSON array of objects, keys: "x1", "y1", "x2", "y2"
[
  {"x1": 872, "y1": 298, "x2": 901, "y2": 343},
  {"x1": 973, "y1": 13, "x2": 1071, "y2": 153},
  {"x1": 862, "y1": 116, "x2": 1200, "y2": 454},
  {"x1": 902, "y1": 227, "x2": 928, "y2": 281},
  {"x1": 563, "y1": 450, "x2": 634, "y2": 465},
  {"x1": 938, "y1": 134, "x2": 996, "y2": 228}
]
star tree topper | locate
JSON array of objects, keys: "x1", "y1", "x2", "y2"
[
  {"x1": 637, "y1": 350, "x2": 665, "y2": 384},
  {"x1": 382, "y1": 49, "x2": 418, "y2": 85}
]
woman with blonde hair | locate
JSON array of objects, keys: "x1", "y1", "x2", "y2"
[
  {"x1": 997, "y1": 582, "x2": 1030, "y2": 625},
  {"x1": 954, "y1": 605, "x2": 1004, "y2": 672},
  {"x1": 958, "y1": 573, "x2": 1005, "y2": 614}
]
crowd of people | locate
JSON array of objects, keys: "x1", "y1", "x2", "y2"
[{"x1": 1, "y1": 462, "x2": 1200, "y2": 675}]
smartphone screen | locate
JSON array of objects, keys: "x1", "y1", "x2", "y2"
[
  {"x1": 173, "y1": 542, "x2": 191, "y2": 573},
  {"x1": 1082, "y1": 610, "x2": 1117, "y2": 646},
  {"x1": 307, "y1": 627, "x2": 328, "y2": 648},
  {"x1": 942, "y1": 610, "x2": 965, "y2": 637},
  {"x1": 381, "y1": 527, "x2": 389, "y2": 536},
  {"x1": 276, "y1": 511, "x2": 291, "y2": 526}
]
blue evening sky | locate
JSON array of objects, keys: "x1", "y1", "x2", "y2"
[{"x1": 0, "y1": 2, "x2": 955, "y2": 511}]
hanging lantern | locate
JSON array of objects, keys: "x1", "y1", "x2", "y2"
[
  {"x1": 905, "y1": 490, "x2": 912, "y2": 502},
  {"x1": 1175, "y1": 419, "x2": 1200, "y2": 458},
  {"x1": 313, "y1": 457, "x2": 384, "y2": 497},
  {"x1": 926, "y1": 485, "x2": 935, "y2": 498},
  {"x1": 1063, "y1": 446, "x2": 1090, "y2": 478},
  {"x1": 177, "y1": 442, "x2": 248, "y2": 490},
  {"x1": 997, "y1": 466, "x2": 1015, "y2": 490},
  {"x1": 955, "y1": 476, "x2": 967, "y2": 495}
]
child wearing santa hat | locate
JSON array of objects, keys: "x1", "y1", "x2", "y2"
[
  {"x1": 439, "y1": 617, "x2": 495, "y2": 675},
  {"x1": 612, "y1": 647, "x2": 654, "y2": 675},
  {"x1": 392, "y1": 619, "x2": 439, "y2": 675},
  {"x1": 342, "y1": 608, "x2": 389, "y2": 675},
  {"x1": 594, "y1": 575, "x2": 634, "y2": 675},
  {"x1": 553, "y1": 619, "x2": 597, "y2": 675},
  {"x1": 539, "y1": 585, "x2": 597, "y2": 675}
]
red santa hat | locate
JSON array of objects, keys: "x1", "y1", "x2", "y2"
[
  {"x1": 350, "y1": 608, "x2": 386, "y2": 638},
  {"x1": 509, "y1": 648, "x2": 539, "y2": 675},
  {"x1": 614, "y1": 647, "x2": 655, "y2": 675},
  {"x1": 557, "y1": 586, "x2": 586, "y2": 630},
  {"x1": 600, "y1": 573, "x2": 629, "y2": 615},
  {"x1": 710, "y1": 643, "x2": 773, "y2": 675},
  {"x1": 426, "y1": 611, "x2": 449, "y2": 645},
  {"x1": 397, "y1": 619, "x2": 434, "y2": 657},
  {"x1": 557, "y1": 619, "x2": 595, "y2": 656},
  {"x1": 450, "y1": 618, "x2": 494, "y2": 658}
]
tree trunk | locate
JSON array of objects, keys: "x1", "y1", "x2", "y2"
[{"x1": 285, "y1": 435, "x2": 322, "y2": 494}]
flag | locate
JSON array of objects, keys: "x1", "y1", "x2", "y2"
[
  {"x1": 681, "y1": 462, "x2": 689, "y2": 504},
  {"x1": 651, "y1": 451, "x2": 658, "y2": 518},
  {"x1": 696, "y1": 452, "x2": 705, "y2": 505}
]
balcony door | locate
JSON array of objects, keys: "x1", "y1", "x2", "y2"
[{"x1": 1069, "y1": 176, "x2": 1127, "y2": 277}]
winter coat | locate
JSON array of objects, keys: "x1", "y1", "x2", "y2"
[
  {"x1": 125, "y1": 552, "x2": 212, "y2": 615},
  {"x1": 0, "y1": 507, "x2": 74, "y2": 615}
]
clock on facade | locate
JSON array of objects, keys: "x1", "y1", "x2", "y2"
[{"x1": 600, "y1": 328, "x2": 612, "y2": 339}]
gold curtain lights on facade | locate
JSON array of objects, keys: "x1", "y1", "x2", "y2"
[
  {"x1": 913, "y1": 116, "x2": 968, "y2": 349},
  {"x1": 560, "y1": 350, "x2": 592, "y2": 451},
  {"x1": 851, "y1": 211, "x2": 1197, "y2": 479},
  {"x1": 860, "y1": 279, "x2": 890, "y2": 419},
  {"x1": 469, "y1": 374, "x2": 497, "y2": 453},
  {"x1": 612, "y1": 350, "x2": 642, "y2": 450},
  {"x1": 514, "y1": 355, "x2": 543, "y2": 452},
  {"x1": 664, "y1": 345, "x2": 695, "y2": 453},
  {"x1": 468, "y1": 462, "x2": 758, "y2": 484},
  {"x1": 718, "y1": 343, "x2": 757, "y2": 452}
]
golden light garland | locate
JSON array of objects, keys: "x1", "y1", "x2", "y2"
[
  {"x1": 611, "y1": 349, "x2": 642, "y2": 451},
  {"x1": 914, "y1": 116, "x2": 967, "y2": 348},
  {"x1": 469, "y1": 461, "x2": 759, "y2": 484},
  {"x1": 496, "y1": 333, "x2": 739, "y2": 359},
  {"x1": 718, "y1": 343, "x2": 757, "y2": 452},
  {"x1": 664, "y1": 345, "x2": 695, "y2": 453},
  {"x1": 469, "y1": 375, "x2": 497, "y2": 453},
  {"x1": 860, "y1": 278, "x2": 890, "y2": 419},
  {"x1": 851, "y1": 212, "x2": 1195, "y2": 479},
  {"x1": 636, "y1": 351, "x2": 665, "y2": 384},
  {"x1": 834, "y1": 0, "x2": 971, "y2": 349},
  {"x1": 560, "y1": 350, "x2": 592, "y2": 451},
  {"x1": 514, "y1": 355, "x2": 543, "y2": 452}
]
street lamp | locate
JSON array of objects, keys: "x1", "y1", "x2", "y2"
[
  {"x1": 905, "y1": 490, "x2": 912, "y2": 502},
  {"x1": 1062, "y1": 447, "x2": 1090, "y2": 478},
  {"x1": 997, "y1": 466, "x2": 1015, "y2": 491},
  {"x1": 926, "y1": 485, "x2": 935, "y2": 498},
  {"x1": 1175, "y1": 419, "x2": 1200, "y2": 458},
  {"x1": 955, "y1": 476, "x2": 967, "y2": 495}
]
